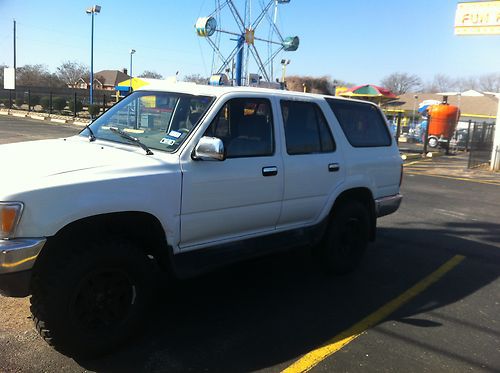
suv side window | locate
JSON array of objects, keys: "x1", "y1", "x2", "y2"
[
  {"x1": 204, "y1": 98, "x2": 274, "y2": 158},
  {"x1": 326, "y1": 99, "x2": 391, "y2": 147},
  {"x1": 281, "y1": 100, "x2": 335, "y2": 155}
]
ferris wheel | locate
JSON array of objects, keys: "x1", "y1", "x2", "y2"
[{"x1": 195, "y1": 0, "x2": 299, "y2": 86}]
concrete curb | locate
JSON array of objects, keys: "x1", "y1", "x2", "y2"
[
  {"x1": 401, "y1": 151, "x2": 442, "y2": 161},
  {"x1": 0, "y1": 109, "x2": 90, "y2": 127},
  {"x1": 50, "y1": 118, "x2": 69, "y2": 124},
  {"x1": 29, "y1": 115, "x2": 48, "y2": 121}
]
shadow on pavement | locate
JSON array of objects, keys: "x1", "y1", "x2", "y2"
[{"x1": 75, "y1": 221, "x2": 500, "y2": 373}]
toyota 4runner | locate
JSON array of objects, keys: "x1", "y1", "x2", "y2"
[{"x1": 0, "y1": 84, "x2": 402, "y2": 356}]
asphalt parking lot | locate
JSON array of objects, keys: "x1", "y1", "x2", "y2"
[{"x1": 0, "y1": 116, "x2": 499, "y2": 372}]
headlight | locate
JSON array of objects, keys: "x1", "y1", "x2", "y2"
[{"x1": 0, "y1": 202, "x2": 24, "y2": 239}]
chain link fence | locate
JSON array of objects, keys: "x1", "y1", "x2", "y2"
[
  {"x1": 0, "y1": 87, "x2": 118, "y2": 119},
  {"x1": 468, "y1": 121, "x2": 495, "y2": 169}
]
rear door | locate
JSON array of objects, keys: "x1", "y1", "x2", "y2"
[{"x1": 277, "y1": 99, "x2": 345, "y2": 228}]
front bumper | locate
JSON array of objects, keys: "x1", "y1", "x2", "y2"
[
  {"x1": 0, "y1": 238, "x2": 46, "y2": 297},
  {"x1": 375, "y1": 194, "x2": 403, "y2": 217}
]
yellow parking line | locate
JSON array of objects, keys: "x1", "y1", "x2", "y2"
[
  {"x1": 405, "y1": 172, "x2": 500, "y2": 186},
  {"x1": 282, "y1": 255, "x2": 465, "y2": 373},
  {"x1": 403, "y1": 159, "x2": 430, "y2": 166}
]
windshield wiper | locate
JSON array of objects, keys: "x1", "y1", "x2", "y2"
[
  {"x1": 84, "y1": 124, "x2": 96, "y2": 142},
  {"x1": 109, "y1": 127, "x2": 154, "y2": 155}
]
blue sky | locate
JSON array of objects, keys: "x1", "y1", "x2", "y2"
[{"x1": 0, "y1": 0, "x2": 499, "y2": 85}]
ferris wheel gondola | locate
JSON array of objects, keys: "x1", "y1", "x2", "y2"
[{"x1": 195, "y1": 0, "x2": 299, "y2": 86}]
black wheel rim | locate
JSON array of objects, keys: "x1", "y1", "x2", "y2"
[{"x1": 72, "y1": 269, "x2": 136, "y2": 332}]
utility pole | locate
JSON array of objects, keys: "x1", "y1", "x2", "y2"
[{"x1": 13, "y1": 19, "x2": 16, "y2": 85}]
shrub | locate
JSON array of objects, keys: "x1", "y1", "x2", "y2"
[
  {"x1": 15, "y1": 97, "x2": 24, "y2": 107},
  {"x1": 40, "y1": 97, "x2": 50, "y2": 111},
  {"x1": 0, "y1": 98, "x2": 10, "y2": 107},
  {"x1": 88, "y1": 104, "x2": 100, "y2": 117},
  {"x1": 52, "y1": 97, "x2": 67, "y2": 112},
  {"x1": 68, "y1": 99, "x2": 83, "y2": 113},
  {"x1": 30, "y1": 95, "x2": 41, "y2": 108}
]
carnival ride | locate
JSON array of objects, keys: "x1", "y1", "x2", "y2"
[{"x1": 195, "y1": 0, "x2": 299, "y2": 86}]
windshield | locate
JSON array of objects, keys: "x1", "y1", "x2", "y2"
[{"x1": 81, "y1": 91, "x2": 215, "y2": 153}]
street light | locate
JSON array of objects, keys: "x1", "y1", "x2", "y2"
[
  {"x1": 86, "y1": 5, "x2": 101, "y2": 106},
  {"x1": 129, "y1": 49, "x2": 136, "y2": 93},
  {"x1": 412, "y1": 94, "x2": 418, "y2": 127},
  {"x1": 281, "y1": 59, "x2": 290, "y2": 89}
]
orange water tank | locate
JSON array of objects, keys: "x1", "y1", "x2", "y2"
[{"x1": 427, "y1": 104, "x2": 460, "y2": 140}]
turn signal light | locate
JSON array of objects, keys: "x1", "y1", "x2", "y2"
[{"x1": 0, "y1": 203, "x2": 24, "y2": 239}]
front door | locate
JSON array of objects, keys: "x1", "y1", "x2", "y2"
[{"x1": 180, "y1": 96, "x2": 284, "y2": 249}]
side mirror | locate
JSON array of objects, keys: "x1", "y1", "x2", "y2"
[{"x1": 192, "y1": 136, "x2": 225, "y2": 161}]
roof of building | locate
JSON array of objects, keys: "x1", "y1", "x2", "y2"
[
  {"x1": 386, "y1": 92, "x2": 498, "y2": 118},
  {"x1": 84, "y1": 70, "x2": 131, "y2": 86}
]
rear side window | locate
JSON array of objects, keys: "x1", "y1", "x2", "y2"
[
  {"x1": 281, "y1": 100, "x2": 335, "y2": 155},
  {"x1": 326, "y1": 99, "x2": 391, "y2": 147}
]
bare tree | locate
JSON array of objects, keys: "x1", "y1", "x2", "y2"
[
  {"x1": 16, "y1": 64, "x2": 63, "y2": 87},
  {"x1": 455, "y1": 76, "x2": 479, "y2": 91},
  {"x1": 56, "y1": 60, "x2": 88, "y2": 87},
  {"x1": 0, "y1": 64, "x2": 6, "y2": 87},
  {"x1": 478, "y1": 73, "x2": 500, "y2": 92},
  {"x1": 424, "y1": 74, "x2": 457, "y2": 93},
  {"x1": 138, "y1": 70, "x2": 163, "y2": 79},
  {"x1": 183, "y1": 74, "x2": 208, "y2": 85},
  {"x1": 380, "y1": 72, "x2": 422, "y2": 94}
]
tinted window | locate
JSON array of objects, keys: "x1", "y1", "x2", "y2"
[
  {"x1": 204, "y1": 98, "x2": 274, "y2": 158},
  {"x1": 326, "y1": 99, "x2": 391, "y2": 147},
  {"x1": 281, "y1": 101, "x2": 335, "y2": 155}
]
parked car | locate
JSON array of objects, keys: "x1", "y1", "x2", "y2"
[{"x1": 0, "y1": 84, "x2": 403, "y2": 357}]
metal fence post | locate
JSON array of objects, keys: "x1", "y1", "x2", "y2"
[
  {"x1": 468, "y1": 122, "x2": 477, "y2": 168},
  {"x1": 28, "y1": 89, "x2": 31, "y2": 112},
  {"x1": 423, "y1": 114, "x2": 430, "y2": 156},
  {"x1": 396, "y1": 112, "x2": 402, "y2": 145},
  {"x1": 49, "y1": 92, "x2": 53, "y2": 115},
  {"x1": 9, "y1": 90, "x2": 12, "y2": 110},
  {"x1": 102, "y1": 93, "x2": 105, "y2": 113},
  {"x1": 73, "y1": 92, "x2": 77, "y2": 117},
  {"x1": 466, "y1": 119, "x2": 472, "y2": 152}
]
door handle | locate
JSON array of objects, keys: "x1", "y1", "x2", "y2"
[
  {"x1": 328, "y1": 163, "x2": 340, "y2": 172},
  {"x1": 262, "y1": 166, "x2": 278, "y2": 176}
]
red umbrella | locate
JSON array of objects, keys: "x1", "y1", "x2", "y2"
[{"x1": 339, "y1": 84, "x2": 398, "y2": 105}]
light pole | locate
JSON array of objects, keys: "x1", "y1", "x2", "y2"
[
  {"x1": 412, "y1": 94, "x2": 418, "y2": 127},
  {"x1": 129, "y1": 49, "x2": 136, "y2": 94},
  {"x1": 86, "y1": 5, "x2": 101, "y2": 106},
  {"x1": 281, "y1": 59, "x2": 290, "y2": 89}
]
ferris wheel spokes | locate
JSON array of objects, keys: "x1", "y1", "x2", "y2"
[{"x1": 196, "y1": 0, "x2": 299, "y2": 86}]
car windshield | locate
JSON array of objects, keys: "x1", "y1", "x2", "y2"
[{"x1": 80, "y1": 91, "x2": 215, "y2": 153}]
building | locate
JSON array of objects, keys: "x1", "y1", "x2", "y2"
[
  {"x1": 71, "y1": 69, "x2": 131, "y2": 91},
  {"x1": 385, "y1": 90, "x2": 498, "y2": 127}
]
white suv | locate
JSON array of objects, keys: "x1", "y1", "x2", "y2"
[{"x1": 0, "y1": 84, "x2": 402, "y2": 356}]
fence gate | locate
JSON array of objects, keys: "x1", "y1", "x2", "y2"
[{"x1": 468, "y1": 122, "x2": 495, "y2": 169}]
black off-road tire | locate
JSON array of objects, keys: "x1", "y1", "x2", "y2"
[
  {"x1": 317, "y1": 200, "x2": 370, "y2": 274},
  {"x1": 30, "y1": 239, "x2": 155, "y2": 358}
]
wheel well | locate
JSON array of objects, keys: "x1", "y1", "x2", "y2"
[
  {"x1": 38, "y1": 212, "x2": 172, "y2": 273},
  {"x1": 331, "y1": 188, "x2": 376, "y2": 241}
]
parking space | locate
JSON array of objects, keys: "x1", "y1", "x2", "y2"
[{"x1": 0, "y1": 116, "x2": 499, "y2": 372}]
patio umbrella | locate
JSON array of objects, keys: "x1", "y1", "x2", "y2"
[{"x1": 339, "y1": 84, "x2": 398, "y2": 105}]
